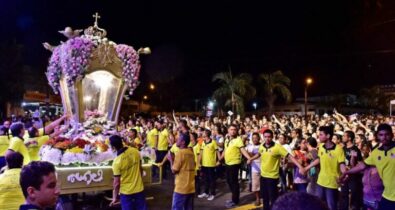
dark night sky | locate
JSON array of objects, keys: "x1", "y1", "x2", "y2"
[{"x1": 1, "y1": 0, "x2": 395, "y2": 105}]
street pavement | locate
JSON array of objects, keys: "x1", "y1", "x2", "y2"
[
  {"x1": 145, "y1": 176, "x2": 262, "y2": 210},
  {"x1": 69, "y1": 176, "x2": 263, "y2": 210}
]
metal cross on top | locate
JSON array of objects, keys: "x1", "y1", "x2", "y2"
[{"x1": 93, "y1": 12, "x2": 101, "y2": 27}]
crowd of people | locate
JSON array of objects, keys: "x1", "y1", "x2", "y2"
[{"x1": 0, "y1": 111, "x2": 394, "y2": 210}]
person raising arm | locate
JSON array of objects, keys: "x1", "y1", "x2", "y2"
[{"x1": 340, "y1": 124, "x2": 395, "y2": 210}]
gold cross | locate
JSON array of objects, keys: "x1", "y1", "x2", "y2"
[{"x1": 93, "y1": 12, "x2": 101, "y2": 27}]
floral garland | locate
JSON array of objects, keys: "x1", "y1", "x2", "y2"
[
  {"x1": 46, "y1": 46, "x2": 62, "y2": 94},
  {"x1": 41, "y1": 136, "x2": 115, "y2": 166},
  {"x1": 60, "y1": 37, "x2": 94, "y2": 86},
  {"x1": 46, "y1": 37, "x2": 141, "y2": 95},
  {"x1": 115, "y1": 44, "x2": 141, "y2": 95}
]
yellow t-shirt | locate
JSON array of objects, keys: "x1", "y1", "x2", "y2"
[
  {"x1": 0, "y1": 168, "x2": 25, "y2": 210},
  {"x1": 201, "y1": 140, "x2": 218, "y2": 167},
  {"x1": 258, "y1": 143, "x2": 289, "y2": 179},
  {"x1": 26, "y1": 135, "x2": 49, "y2": 161},
  {"x1": 224, "y1": 137, "x2": 244, "y2": 165},
  {"x1": 172, "y1": 148, "x2": 196, "y2": 194},
  {"x1": 134, "y1": 137, "x2": 142, "y2": 146},
  {"x1": 133, "y1": 126, "x2": 142, "y2": 133},
  {"x1": 193, "y1": 144, "x2": 201, "y2": 173},
  {"x1": 170, "y1": 144, "x2": 180, "y2": 154},
  {"x1": 0, "y1": 136, "x2": 10, "y2": 156},
  {"x1": 146, "y1": 128, "x2": 159, "y2": 148},
  {"x1": 317, "y1": 143, "x2": 345, "y2": 189},
  {"x1": 158, "y1": 128, "x2": 169, "y2": 151},
  {"x1": 112, "y1": 147, "x2": 144, "y2": 195},
  {"x1": 170, "y1": 143, "x2": 195, "y2": 154},
  {"x1": 8, "y1": 137, "x2": 30, "y2": 165},
  {"x1": 364, "y1": 143, "x2": 395, "y2": 201}
]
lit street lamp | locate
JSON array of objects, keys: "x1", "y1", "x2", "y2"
[
  {"x1": 304, "y1": 77, "x2": 313, "y2": 122},
  {"x1": 252, "y1": 102, "x2": 257, "y2": 110},
  {"x1": 139, "y1": 95, "x2": 148, "y2": 112},
  {"x1": 149, "y1": 83, "x2": 155, "y2": 90},
  {"x1": 208, "y1": 100, "x2": 214, "y2": 109}
]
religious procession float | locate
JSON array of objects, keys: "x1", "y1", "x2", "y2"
[{"x1": 41, "y1": 13, "x2": 158, "y2": 195}]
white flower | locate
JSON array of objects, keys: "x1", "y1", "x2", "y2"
[
  {"x1": 75, "y1": 153, "x2": 90, "y2": 163},
  {"x1": 41, "y1": 147, "x2": 62, "y2": 165},
  {"x1": 61, "y1": 152, "x2": 77, "y2": 165}
]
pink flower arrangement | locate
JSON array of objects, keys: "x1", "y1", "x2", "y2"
[
  {"x1": 84, "y1": 109, "x2": 104, "y2": 119},
  {"x1": 116, "y1": 44, "x2": 141, "y2": 95}
]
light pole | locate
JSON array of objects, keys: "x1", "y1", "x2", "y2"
[{"x1": 304, "y1": 77, "x2": 313, "y2": 122}]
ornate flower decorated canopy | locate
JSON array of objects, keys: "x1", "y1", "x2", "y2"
[{"x1": 44, "y1": 13, "x2": 143, "y2": 124}]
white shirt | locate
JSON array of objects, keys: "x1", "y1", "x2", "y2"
[
  {"x1": 282, "y1": 143, "x2": 293, "y2": 154},
  {"x1": 246, "y1": 144, "x2": 261, "y2": 173}
]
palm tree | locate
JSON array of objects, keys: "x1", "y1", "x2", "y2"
[
  {"x1": 212, "y1": 70, "x2": 256, "y2": 116},
  {"x1": 259, "y1": 70, "x2": 292, "y2": 115}
]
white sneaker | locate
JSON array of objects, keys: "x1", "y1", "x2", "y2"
[
  {"x1": 207, "y1": 195, "x2": 215, "y2": 201},
  {"x1": 198, "y1": 193, "x2": 209, "y2": 198}
]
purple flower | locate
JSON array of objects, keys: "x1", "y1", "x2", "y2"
[{"x1": 115, "y1": 44, "x2": 141, "y2": 94}]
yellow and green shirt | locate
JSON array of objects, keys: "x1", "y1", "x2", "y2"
[
  {"x1": 201, "y1": 140, "x2": 218, "y2": 167},
  {"x1": 25, "y1": 135, "x2": 49, "y2": 161},
  {"x1": 258, "y1": 142, "x2": 289, "y2": 179},
  {"x1": 133, "y1": 137, "x2": 142, "y2": 146},
  {"x1": 0, "y1": 168, "x2": 24, "y2": 210},
  {"x1": 170, "y1": 144, "x2": 180, "y2": 154},
  {"x1": 224, "y1": 137, "x2": 244, "y2": 165},
  {"x1": 158, "y1": 128, "x2": 169, "y2": 151},
  {"x1": 317, "y1": 143, "x2": 345, "y2": 189},
  {"x1": 0, "y1": 136, "x2": 10, "y2": 156},
  {"x1": 193, "y1": 143, "x2": 201, "y2": 174},
  {"x1": 146, "y1": 128, "x2": 159, "y2": 148},
  {"x1": 364, "y1": 142, "x2": 395, "y2": 201},
  {"x1": 8, "y1": 137, "x2": 30, "y2": 165},
  {"x1": 112, "y1": 147, "x2": 144, "y2": 195}
]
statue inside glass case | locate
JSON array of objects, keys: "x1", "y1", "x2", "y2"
[{"x1": 41, "y1": 13, "x2": 148, "y2": 166}]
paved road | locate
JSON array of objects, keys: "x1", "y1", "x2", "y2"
[
  {"x1": 144, "y1": 178, "x2": 262, "y2": 210},
  {"x1": 65, "y1": 176, "x2": 263, "y2": 210}
]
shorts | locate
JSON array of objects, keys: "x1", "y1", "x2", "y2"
[{"x1": 251, "y1": 171, "x2": 260, "y2": 192}]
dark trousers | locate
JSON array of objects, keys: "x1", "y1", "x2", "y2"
[
  {"x1": 202, "y1": 166, "x2": 216, "y2": 196},
  {"x1": 340, "y1": 176, "x2": 363, "y2": 210},
  {"x1": 226, "y1": 164, "x2": 240, "y2": 204},
  {"x1": 260, "y1": 177, "x2": 279, "y2": 210},
  {"x1": 120, "y1": 191, "x2": 147, "y2": 210},
  {"x1": 195, "y1": 173, "x2": 201, "y2": 196},
  {"x1": 155, "y1": 150, "x2": 168, "y2": 178},
  {"x1": 216, "y1": 162, "x2": 225, "y2": 179},
  {"x1": 172, "y1": 192, "x2": 194, "y2": 210},
  {"x1": 294, "y1": 183, "x2": 308, "y2": 193},
  {"x1": 316, "y1": 184, "x2": 338, "y2": 210},
  {"x1": 0, "y1": 156, "x2": 5, "y2": 170},
  {"x1": 378, "y1": 197, "x2": 395, "y2": 210}
]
